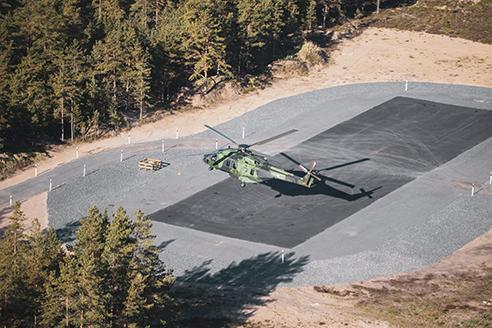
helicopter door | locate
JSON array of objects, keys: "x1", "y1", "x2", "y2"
[{"x1": 225, "y1": 159, "x2": 236, "y2": 171}]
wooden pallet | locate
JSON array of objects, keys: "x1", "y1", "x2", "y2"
[{"x1": 138, "y1": 158, "x2": 165, "y2": 171}]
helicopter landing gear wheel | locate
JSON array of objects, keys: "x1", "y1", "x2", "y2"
[{"x1": 240, "y1": 182, "x2": 246, "y2": 188}]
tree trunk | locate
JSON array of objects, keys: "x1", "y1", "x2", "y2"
[
  {"x1": 61, "y1": 97, "x2": 65, "y2": 142},
  {"x1": 155, "y1": 0, "x2": 159, "y2": 29},
  {"x1": 71, "y1": 112, "x2": 74, "y2": 142},
  {"x1": 204, "y1": 69, "x2": 208, "y2": 94},
  {"x1": 139, "y1": 84, "x2": 143, "y2": 121},
  {"x1": 113, "y1": 78, "x2": 117, "y2": 101},
  {"x1": 125, "y1": 81, "x2": 129, "y2": 112},
  {"x1": 323, "y1": 4, "x2": 328, "y2": 27},
  {"x1": 65, "y1": 296, "x2": 69, "y2": 327}
]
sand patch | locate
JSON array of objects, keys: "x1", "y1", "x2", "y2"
[{"x1": 0, "y1": 192, "x2": 48, "y2": 232}]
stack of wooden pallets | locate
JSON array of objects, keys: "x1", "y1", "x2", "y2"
[{"x1": 138, "y1": 158, "x2": 165, "y2": 171}]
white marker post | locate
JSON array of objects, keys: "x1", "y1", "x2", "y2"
[
  {"x1": 490, "y1": 172, "x2": 492, "y2": 185},
  {"x1": 242, "y1": 127, "x2": 245, "y2": 140},
  {"x1": 471, "y1": 183, "x2": 475, "y2": 196},
  {"x1": 120, "y1": 150, "x2": 123, "y2": 162},
  {"x1": 161, "y1": 139, "x2": 165, "y2": 153},
  {"x1": 76, "y1": 147, "x2": 79, "y2": 159},
  {"x1": 49, "y1": 178, "x2": 52, "y2": 192},
  {"x1": 83, "y1": 164, "x2": 86, "y2": 177},
  {"x1": 405, "y1": 80, "x2": 408, "y2": 92},
  {"x1": 127, "y1": 133, "x2": 131, "y2": 145},
  {"x1": 281, "y1": 250, "x2": 285, "y2": 264},
  {"x1": 215, "y1": 139, "x2": 218, "y2": 150},
  {"x1": 34, "y1": 165, "x2": 38, "y2": 177},
  {"x1": 9, "y1": 194, "x2": 13, "y2": 207},
  {"x1": 176, "y1": 128, "x2": 179, "y2": 139}
]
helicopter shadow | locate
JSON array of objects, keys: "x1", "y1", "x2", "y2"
[{"x1": 261, "y1": 173, "x2": 382, "y2": 201}]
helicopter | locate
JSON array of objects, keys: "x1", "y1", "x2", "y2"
[{"x1": 202, "y1": 124, "x2": 363, "y2": 189}]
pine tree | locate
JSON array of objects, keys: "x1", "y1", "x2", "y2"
[
  {"x1": 152, "y1": 4, "x2": 187, "y2": 103},
  {"x1": 119, "y1": 23, "x2": 151, "y2": 120},
  {"x1": 183, "y1": 0, "x2": 231, "y2": 93},
  {"x1": 130, "y1": 0, "x2": 168, "y2": 33},
  {"x1": 9, "y1": 51, "x2": 56, "y2": 137},
  {"x1": 122, "y1": 210, "x2": 174, "y2": 326},
  {"x1": 0, "y1": 202, "x2": 28, "y2": 327},
  {"x1": 24, "y1": 221, "x2": 62, "y2": 326},
  {"x1": 122, "y1": 269, "x2": 147, "y2": 328},
  {"x1": 73, "y1": 206, "x2": 110, "y2": 327},
  {"x1": 132, "y1": 50, "x2": 151, "y2": 121},
  {"x1": 91, "y1": 23, "x2": 127, "y2": 126},
  {"x1": 0, "y1": 37, "x2": 11, "y2": 151},
  {"x1": 91, "y1": 0, "x2": 124, "y2": 28},
  {"x1": 51, "y1": 41, "x2": 86, "y2": 142},
  {"x1": 39, "y1": 272, "x2": 63, "y2": 327},
  {"x1": 102, "y1": 207, "x2": 135, "y2": 326},
  {"x1": 41, "y1": 254, "x2": 83, "y2": 327},
  {"x1": 237, "y1": 0, "x2": 288, "y2": 70},
  {"x1": 306, "y1": 0, "x2": 318, "y2": 31}
]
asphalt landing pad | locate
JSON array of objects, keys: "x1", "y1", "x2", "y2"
[{"x1": 150, "y1": 97, "x2": 492, "y2": 248}]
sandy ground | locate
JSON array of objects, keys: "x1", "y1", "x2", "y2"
[
  {"x1": 244, "y1": 228, "x2": 492, "y2": 327},
  {"x1": 0, "y1": 192, "x2": 48, "y2": 231}
]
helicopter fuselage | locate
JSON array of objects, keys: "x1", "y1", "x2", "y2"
[{"x1": 203, "y1": 148, "x2": 317, "y2": 188}]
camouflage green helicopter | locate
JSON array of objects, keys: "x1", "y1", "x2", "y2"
[{"x1": 202, "y1": 124, "x2": 328, "y2": 188}]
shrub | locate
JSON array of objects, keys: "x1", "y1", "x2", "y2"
[{"x1": 297, "y1": 42, "x2": 328, "y2": 66}]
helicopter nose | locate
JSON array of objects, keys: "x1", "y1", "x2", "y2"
[{"x1": 203, "y1": 153, "x2": 212, "y2": 164}]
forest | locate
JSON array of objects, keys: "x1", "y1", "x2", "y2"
[
  {"x1": 0, "y1": 0, "x2": 407, "y2": 153},
  {"x1": 0, "y1": 204, "x2": 175, "y2": 327}
]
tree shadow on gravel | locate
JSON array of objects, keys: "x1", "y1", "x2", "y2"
[
  {"x1": 55, "y1": 221, "x2": 81, "y2": 243},
  {"x1": 172, "y1": 251, "x2": 309, "y2": 327}
]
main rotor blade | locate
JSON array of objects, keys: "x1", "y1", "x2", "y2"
[
  {"x1": 318, "y1": 158, "x2": 370, "y2": 172},
  {"x1": 279, "y1": 152, "x2": 302, "y2": 166},
  {"x1": 323, "y1": 176, "x2": 355, "y2": 189},
  {"x1": 205, "y1": 125, "x2": 239, "y2": 145},
  {"x1": 212, "y1": 150, "x2": 238, "y2": 166},
  {"x1": 250, "y1": 129, "x2": 298, "y2": 147}
]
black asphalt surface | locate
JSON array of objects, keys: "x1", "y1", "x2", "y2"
[{"x1": 150, "y1": 97, "x2": 492, "y2": 247}]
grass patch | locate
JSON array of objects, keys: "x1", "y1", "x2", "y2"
[
  {"x1": 358, "y1": 267, "x2": 492, "y2": 327},
  {"x1": 366, "y1": 0, "x2": 492, "y2": 44}
]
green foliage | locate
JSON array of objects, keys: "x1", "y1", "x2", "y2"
[
  {"x1": 0, "y1": 202, "x2": 28, "y2": 327},
  {"x1": 0, "y1": 0, "x2": 402, "y2": 152},
  {"x1": 0, "y1": 205, "x2": 174, "y2": 327},
  {"x1": 298, "y1": 41, "x2": 326, "y2": 66}
]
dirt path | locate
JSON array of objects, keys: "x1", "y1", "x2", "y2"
[{"x1": 2, "y1": 27, "x2": 491, "y2": 195}]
